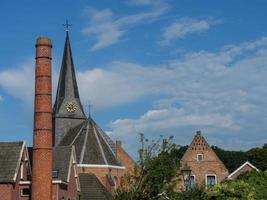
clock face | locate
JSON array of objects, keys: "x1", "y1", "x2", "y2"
[{"x1": 66, "y1": 102, "x2": 77, "y2": 113}]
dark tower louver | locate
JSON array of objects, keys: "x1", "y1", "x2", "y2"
[{"x1": 53, "y1": 32, "x2": 86, "y2": 146}]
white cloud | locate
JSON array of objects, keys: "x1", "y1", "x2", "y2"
[
  {"x1": 82, "y1": 1, "x2": 169, "y2": 50},
  {"x1": 95, "y1": 36, "x2": 267, "y2": 152},
  {"x1": 0, "y1": 59, "x2": 58, "y2": 104},
  {"x1": 161, "y1": 18, "x2": 222, "y2": 45},
  {"x1": 0, "y1": 95, "x2": 3, "y2": 102},
  {"x1": 1, "y1": 36, "x2": 267, "y2": 153},
  {"x1": 77, "y1": 61, "x2": 173, "y2": 108},
  {"x1": 0, "y1": 59, "x2": 34, "y2": 103},
  {"x1": 110, "y1": 108, "x2": 236, "y2": 136}
]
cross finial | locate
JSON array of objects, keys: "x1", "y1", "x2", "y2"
[
  {"x1": 85, "y1": 100, "x2": 94, "y2": 118},
  {"x1": 62, "y1": 19, "x2": 72, "y2": 32}
]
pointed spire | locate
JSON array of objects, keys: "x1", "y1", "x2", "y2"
[{"x1": 53, "y1": 32, "x2": 85, "y2": 116}]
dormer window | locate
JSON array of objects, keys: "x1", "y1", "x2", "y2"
[
  {"x1": 197, "y1": 153, "x2": 203, "y2": 161},
  {"x1": 52, "y1": 170, "x2": 59, "y2": 178}
]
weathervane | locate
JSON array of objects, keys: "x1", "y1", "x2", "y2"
[
  {"x1": 85, "y1": 100, "x2": 94, "y2": 118},
  {"x1": 62, "y1": 19, "x2": 72, "y2": 32}
]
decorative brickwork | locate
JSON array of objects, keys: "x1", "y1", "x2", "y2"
[{"x1": 179, "y1": 131, "x2": 228, "y2": 189}]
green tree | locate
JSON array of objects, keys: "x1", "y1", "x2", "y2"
[
  {"x1": 247, "y1": 144, "x2": 267, "y2": 171},
  {"x1": 237, "y1": 170, "x2": 267, "y2": 199},
  {"x1": 114, "y1": 134, "x2": 180, "y2": 200}
]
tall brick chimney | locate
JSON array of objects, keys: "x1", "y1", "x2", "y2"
[{"x1": 31, "y1": 37, "x2": 53, "y2": 200}]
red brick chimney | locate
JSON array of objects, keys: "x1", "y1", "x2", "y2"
[{"x1": 31, "y1": 37, "x2": 53, "y2": 200}]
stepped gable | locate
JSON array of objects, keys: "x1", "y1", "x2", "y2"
[
  {"x1": 59, "y1": 117, "x2": 121, "y2": 167},
  {"x1": 79, "y1": 173, "x2": 113, "y2": 200},
  {"x1": 0, "y1": 141, "x2": 26, "y2": 182}
]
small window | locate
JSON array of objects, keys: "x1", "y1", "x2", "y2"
[
  {"x1": 190, "y1": 175, "x2": 196, "y2": 183},
  {"x1": 190, "y1": 175, "x2": 196, "y2": 187},
  {"x1": 197, "y1": 154, "x2": 203, "y2": 161},
  {"x1": 206, "y1": 175, "x2": 216, "y2": 186},
  {"x1": 52, "y1": 170, "x2": 59, "y2": 178},
  {"x1": 21, "y1": 188, "x2": 30, "y2": 196}
]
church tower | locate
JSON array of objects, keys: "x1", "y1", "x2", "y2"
[{"x1": 53, "y1": 32, "x2": 86, "y2": 146}]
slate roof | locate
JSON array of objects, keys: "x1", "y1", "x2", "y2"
[
  {"x1": 79, "y1": 173, "x2": 113, "y2": 200},
  {"x1": 28, "y1": 145, "x2": 75, "y2": 183},
  {"x1": 53, "y1": 146, "x2": 73, "y2": 182},
  {"x1": 0, "y1": 141, "x2": 25, "y2": 183},
  {"x1": 53, "y1": 31, "x2": 85, "y2": 118},
  {"x1": 59, "y1": 117, "x2": 121, "y2": 167}
]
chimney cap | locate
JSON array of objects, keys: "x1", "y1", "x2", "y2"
[{"x1": 36, "y1": 37, "x2": 52, "y2": 47}]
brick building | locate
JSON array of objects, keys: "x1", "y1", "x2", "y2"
[
  {"x1": 0, "y1": 32, "x2": 135, "y2": 200},
  {"x1": 0, "y1": 142, "x2": 80, "y2": 200},
  {"x1": 179, "y1": 131, "x2": 229, "y2": 189},
  {"x1": 0, "y1": 141, "x2": 30, "y2": 200}
]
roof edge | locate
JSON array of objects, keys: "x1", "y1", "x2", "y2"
[{"x1": 227, "y1": 161, "x2": 259, "y2": 179}]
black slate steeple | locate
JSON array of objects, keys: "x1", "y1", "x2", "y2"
[{"x1": 53, "y1": 32, "x2": 86, "y2": 146}]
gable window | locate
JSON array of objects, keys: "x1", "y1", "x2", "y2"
[
  {"x1": 197, "y1": 154, "x2": 203, "y2": 161},
  {"x1": 206, "y1": 175, "x2": 216, "y2": 186},
  {"x1": 21, "y1": 188, "x2": 30, "y2": 196}
]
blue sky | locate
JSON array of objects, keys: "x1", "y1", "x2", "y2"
[{"x1": 1, "y1": 0, "x2": 267, "y2": 157}]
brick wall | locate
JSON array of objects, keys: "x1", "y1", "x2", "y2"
[
  {"x1": 56, "y1": 164, "x2": 78, "y2": 200},
  {"x1": 0, "y1": 184, "x2": 12, "y2": 200},
  {"x1": 116, "y1": 141, "x2": 136, "y2": 175}
]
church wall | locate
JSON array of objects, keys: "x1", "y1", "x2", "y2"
[
  {"x1": 78, "y1": 167, "x2": 125, "y2": 192},
  {"x1": 116, "y1": 141, "x2": 136, "y2": 175}
]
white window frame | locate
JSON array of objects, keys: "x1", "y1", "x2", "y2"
[
  {"x1": 205, "y1": 174, "x2": 217, "y2": 186},
  {"x1": 197, "y1": 153, "x2": 204, "y2": 161},
  {"x1": 20, "y1": 188, "x2": 30, "y2": 197}
]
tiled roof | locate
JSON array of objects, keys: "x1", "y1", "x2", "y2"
[
  {"x1": 0, "y1": 141, "x2": 25, "y2": 183},
  {"x1": 79, "y1": 173, "x2": 113, "y2": 200},
  {"x1": 59, "y1": 117, "x2": 121, "y2": 167}
]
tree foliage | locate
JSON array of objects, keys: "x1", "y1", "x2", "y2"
[
  {"x1": 115, "y1": 135, "x2": 267, "y2": 200},
  {"x1": 114, "y1": 134, "x2": 180, "y2": 200}
]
